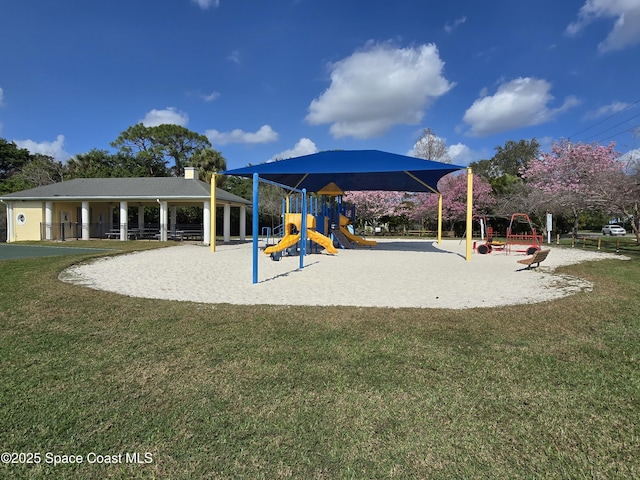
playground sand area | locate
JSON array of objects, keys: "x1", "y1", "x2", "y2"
[{"x1": 60, "y1": 239, "x2": 628, "y2": 309}]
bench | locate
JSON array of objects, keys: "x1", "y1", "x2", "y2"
[
  {"x1": 406, "y1": 230, "x2": 436, "y2": 237},
  {"x1": 517, "y1": 249, "x2": 550, "y2": 270},
  {"x1": 104, "y1": 229, "x2": 138, "y2": 239}
]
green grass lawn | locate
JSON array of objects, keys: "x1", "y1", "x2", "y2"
[{"x1": 1, "y1": 241, "x2": 638, "y2": 479}]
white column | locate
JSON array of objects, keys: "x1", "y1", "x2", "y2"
[
  {"x1": 138, "y1": 205, "x2": 145, "y2": 232},
  {"x1": 203, "y1": 200, "x2": 211, "y2": 245},
  {"x1": 239, "y1": 205, "x2": 246, "y2": 241},
  {"x1": 223, "y1": 203, "x2": 231, "y2": 242},
  {"x1": 119, "y1": 201, "x2": 128, "y2": 241},
  {"x1": 6, "y1": 201, "x2": 14, "y2": 242},
  {"x1": 170, "y1": 205, "x2": 177, "y2": 234},
  {"x1": 45, "y1": 201, "x2": 53, "y2": 240},
  {"x1": 81, "y1": 201, "x2": 90, "y2": 240},
  {"x1": 159, "y1": 201, "x2": 168, "y2": 241}
]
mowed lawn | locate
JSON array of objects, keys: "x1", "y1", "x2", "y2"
[{"x1": 0, "y1": 241, "x2": 638, "y2": 479}]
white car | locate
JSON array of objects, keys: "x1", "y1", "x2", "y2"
[{"x1": 602, "y1": 224, "x2": 626, "y2": 236}]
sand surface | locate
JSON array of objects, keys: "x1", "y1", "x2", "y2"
[{"x1": 59, "y1": 239, "x2": 627, "y2": 309}]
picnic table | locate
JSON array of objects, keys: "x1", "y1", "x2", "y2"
[
  {"x1": 154, "y1": 229, "x2": 203, "y2": 241},
  {"x1": 104, "y1": 229, "x2": 140, "y2": 240}
]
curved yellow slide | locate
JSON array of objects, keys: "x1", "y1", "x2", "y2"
[
  {"x1": 307, "y1": 230, "x2": 338, "y2": 254},
  {"x1": 338, "y1": 215, "x2": 377, "y2": 246},
  {"x1": 264, "y1": 230, "x2": 337, "y2": 255},
  {"x1": 264, "y1": 233, "x2": 300, "y2": 254},
  {"x1": 340, "y1": 227, "x2": 377, "y2": 246}
]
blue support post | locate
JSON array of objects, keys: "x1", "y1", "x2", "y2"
[
  {"x1": 300, "y1": 189, "x2": 307, "y2": 270},
  {"x1": 252, "y1": 173, "x2": 259, "y2": 284}
]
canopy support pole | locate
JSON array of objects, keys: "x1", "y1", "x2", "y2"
[
  {"x1": 290, "y1": 174, "x2": 309, "y2": 193},
  {"x1": 300, "y1": 189, "x2": 307, "y2": 270},
  {"x1": 252, "y1": 173, "x2": 259, "y2": 283},
  {"x1": 210, "y1": 174, "x2": 216, "y2": 252},
  {"x1": 466, "y1": 167, "x2": 473, "y2": 261},
  {"x1": 437, "y1": 194, "x2": 443, "y2": 245},
  {"x1": 403, "y1": 171, "x2": 443, "y2": 244}
]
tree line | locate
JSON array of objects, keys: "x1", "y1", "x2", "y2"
[
  {"x1": 345, "y1": 137, "x2": 640, "y2": 242},
  {"x1": 1, "y1": 123, "x2": 227, "y2": 195},
  {"x1": 1, "y1": 126, "x2": 639, "y2": 241}
]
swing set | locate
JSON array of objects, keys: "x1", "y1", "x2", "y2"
[
  {"x1": 505, "y1": 213, "x2": 543, "y2": 255},
  {"x1": 475, "y1": 213, "x2": 542, "y2": 255}
]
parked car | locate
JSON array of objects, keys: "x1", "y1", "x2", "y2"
[{"x1": 602, "y1": 224, "x2": 626, "y2": 236}]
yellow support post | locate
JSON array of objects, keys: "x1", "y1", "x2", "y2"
[
  {"x1": 466, "y1": 167, "x2": 473, "y2": 261},
  {"x1": 437, "y1": 194, "x2": 443, "y2": 245},
  {"x1": 210, "y1": 173, "x2": 216, "y2": 252}
]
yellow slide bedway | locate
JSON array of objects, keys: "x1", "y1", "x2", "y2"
[{"x1": 338, "y1": 214, "x2": 377, "y2": 246}]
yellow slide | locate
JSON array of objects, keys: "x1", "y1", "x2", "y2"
[
  {"x1": 264, "y1": 213, "x2": 337, "y2": 255},
  {"x1": 339, "y1": 214, "x2": 377, "y2": 246},
  {"x1": 307, "y1": 230, "x2": 338, "y2": 254},
  {"x1": 264, "y1": 233, "x2": 300, "y2": 254},
  {"x1": 340, "y1": 226, "x2": 377, "y2": 246}
]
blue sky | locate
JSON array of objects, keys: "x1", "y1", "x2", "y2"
[{"x1": 1, "y1": 0, "x2": 639, "y2": 170}]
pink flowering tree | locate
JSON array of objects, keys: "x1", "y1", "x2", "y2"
[
  {"x1": 409, "y1": 173, "x2": 495, "y2": 229},
  {"x1": 521, "y1": 140, "x2": 625, "y2": 235},
  {"x1": 342, "y1": 190, "x2": 407, "y2": 230},
  {"x1": 592, "y1": 153, "x2": 640, "y2": 242}
]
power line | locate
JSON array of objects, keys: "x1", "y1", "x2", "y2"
[
  {"x1": 598, "y1": 124, "x2": 640, "y2": 144},
  {"x1": 581, "y1": 111, "x2": 640, "y2": 142},
  {"x1": 569, "y1": 97, "x2": 640, "y2": 141}
]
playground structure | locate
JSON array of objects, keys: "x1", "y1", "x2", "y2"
[
  {"x1": 474, "y1": 215, "x2": 505, "y2": 254},
  {"x1": 263, "y1": 182, "x2": 376, "y2": 260},
  {"x1": 505, "y1": 213, "x2": 542, "y2": 255},
  {"x1": 264, "y1": 213, "x2": 337, "y2": 257},
  {"x1": 323, "y1": 185, "x2": 377, "y2": 249},
  {"x1": 336, "y1": 214, "x2": 377, "y2": 247},
  {"x1": 476, "y1": 225, "x2": 505, "y2": 254},
  {"x1": 475, "y1": 213, "x2": 542, "y2": 255},
  {"x1": 218, "y1": 150, "x2": 472, "y2": 283}
]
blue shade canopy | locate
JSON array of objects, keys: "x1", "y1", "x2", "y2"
[{"x1": 220, "y1": 150, "x2": 465, "y2": 193}]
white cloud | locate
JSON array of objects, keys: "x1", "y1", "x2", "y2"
[
  {"x1": 305, "y1": 42, "x2": 454, "y2": 139},
  {"x1": 187, "y1": 90, "x2": 220, "y2": 102},
  {"x1": 227, "y1": 50, "x2": 241, "y2": 65},
  {"x1": 447, "y1": 143, "x2": 477, "y2": 166},
  {"x1": 463, "y1": 77, "x2": 579, "y2": 137},
  {"x1": 205, "y1": 124, "x2": 279, "y2": 145},
  {"x1": 14, "y1": 134, "x2": 70, "y2": 161},
  {"x1": 583, "y1": 101, "x2": 630, "y2": 119},
  {"x1": 269, "y1": 138, "x2": 318, "y2": 162},
  {"x1": 192, "y1": 0, "x2": 220, "y2": 10},
  {"x1": 618, "y1": 148, "x2": 640, "y2": 172},
  {"x1": 141, "y1": 107, "x2": 189, "y2": 127},
  {"x1": 444, "y1": 16, "x2": 467, "y2": 33},
  {"x1": 567, "y1": 0, "x2": 640, "y2": 52},
  {"x1": 202, "y1": 91, "x2": 220, "y2": 102}
]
